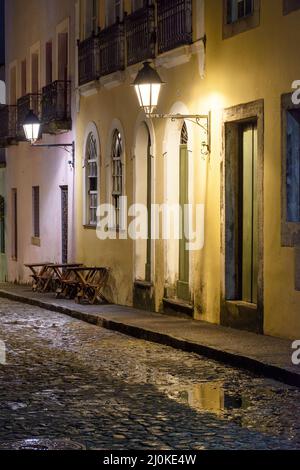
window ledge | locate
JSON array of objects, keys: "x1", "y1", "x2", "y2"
[
  {"x1": 31, "y1": 236, "x2": 41, "y2": 247},
  {"x1": 107, "y1": 226, "x2": 126, "y2": 234},
  {"x1": 155, "y1": 45, "x2": 192, "y2": 69},
  {"x1": 100, "y1": 70, "x2": 125, "y2": 90},
  {"x1": 79, "y1": 80, "x2": 100, "y2": 97},
  {"x1": 134, "y1": 280, "x2": 153, "y2": 289},
  {"x1": 225, "y1": 300, "x2": 257, "y2": 310}
]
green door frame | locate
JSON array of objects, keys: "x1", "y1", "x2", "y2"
[
  {"x1": 241, "y1": 123, "x2": 258, "y2": 304},
  {"x1": 177, "y1": 143, "x2": 190, "y2": 300},
  {"x1": 145, "y1": 133, "x2": 152, "y2": 281}
]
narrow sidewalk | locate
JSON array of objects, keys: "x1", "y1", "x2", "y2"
[{"x1": 0, "y1": 282, "x2": 299, "y2": 387}]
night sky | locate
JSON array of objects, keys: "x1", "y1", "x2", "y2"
[{"x1": 0, "y1": 0, "x2": 4, "y2": 66}]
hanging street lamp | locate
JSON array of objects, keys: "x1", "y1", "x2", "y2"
[
  {"x1": 132, "y1": 62, "x2": 211, "y2": 155},
  {"x1": 133, "y1": 61, "x2": 165, "y2": 115},
  {"x1": 22, "y1": 109, "x2": 41, "y2": 144},
  {"x1": 22, "y1": 109, "x2": 75, "y2": 168}
]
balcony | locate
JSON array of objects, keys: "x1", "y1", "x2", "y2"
[
  {"x1": 77, "y1": 1, "x2": 195, "y2": 87},
  {"x1": 0, "y1": 105, "x2": 17, "y2": 147},
  {"x1": 99, "y1": 22, "x2": 125, "y2": 77},
  {"x1": 78, "y1": 34, "x2": 101, "y2": 87},
  {"x1": 17, "y1": 93, "x2": 41, "y2": 140},
  {"x1": 157, "y1": 0, "x2": 192, "y2": 55},
  {"x1": 41, "y1": 80, "x2": 72, "y2": 134},
  {"x1": 125, "y1": 4, "x2": 156, "y2": 67}
]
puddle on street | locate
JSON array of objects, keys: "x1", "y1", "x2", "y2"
[
  {"x1": 159, "y1": 380, "x2": 300, "y2": 445},
  {"x1": 0, "y1": 439, "x2": 85, "y2": 450},
  {"x1": 162, "y1": 381, "x2": 245, "y2": 415}
]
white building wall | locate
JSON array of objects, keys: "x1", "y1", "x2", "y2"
[{"x1": 5, "y1": 0, "x2": 77, "y2": 283}]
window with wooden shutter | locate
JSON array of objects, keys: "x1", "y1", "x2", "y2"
[
  {"x1": 223, "y1": 0, "x2": 259, "y2": 39},
  {"x1": 226, "y1": 0, "x2": 253, "y2": 23}
]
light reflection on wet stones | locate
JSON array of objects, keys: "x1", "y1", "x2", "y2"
[
  {"x1": 0, "y1": 298, "x2": 300, "y2": 450},
  {"x1": 0, "y1": 439, "x2": 85, "y2": 450}
]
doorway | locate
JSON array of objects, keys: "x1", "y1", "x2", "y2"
[
  {"x1": 134, "y1": 123, "x2": 152, "y2": 282},
  {"x1": 133, "y1": 122, "x2": 154, "y2": 311},
  {"x1": 60, "y1": 186, "x2": 68, "y2": 264},
  {"x1": 222, "y1": 100, "x2": 264, "y2": 333}
]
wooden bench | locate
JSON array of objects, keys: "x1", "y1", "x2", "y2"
[
  {"x1": 54, "y1": 264, "x2": 84, "y2": 299},
  {"x1": 25, "y1": 263, "x2": 84, "y2": 294},
  {"x1": 25, "y1": 263, "x2": 54, "y2": 292},
  {"x1": 66, "y1": 266, "x2": 110, "y2": 305}
]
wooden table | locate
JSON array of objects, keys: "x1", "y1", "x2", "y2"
[
  {"x1": 24, "y1": 263, "x2": 54, "y2": 292},
  {"x1": 65, "y1": 266, "x2": 109, "y2": 304},
  {"x1": 47, "y1": 263, "x2": 83, "y2": 298}
]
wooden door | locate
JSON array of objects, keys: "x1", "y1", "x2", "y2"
[
  {"x1": 177, "y1": 123, "x2": 189, "y2": 301},
  {"x1": 241, "y1": 123, "x2": 258, "y2": 304}
]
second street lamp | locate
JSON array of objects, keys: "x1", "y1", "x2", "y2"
[
  {"x1": 23, "y1": 109, "x2": 41, "y2": 144},
  {"x1": 22, "y1": 109, "x2": 75, "y2": 168}
]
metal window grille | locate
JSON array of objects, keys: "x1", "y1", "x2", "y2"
[
  {"x1": 12, "y1": 189, "x2": 17, "y2": 259},
  {"x1": 181, "y1": 122, "x2": 188, "y2": 145},
  {"x1": 86, "y1": 133, "x2": 98, "y2": 225},
  {"x1": 32, "y1": 186, "x2": 40, "y2": 238},
  {"x1": 111, "y1": 130, "x2": 123, "y2": 228},
  {"x1": 157, "y1": 0, "x2": 192, "y2": 54}
]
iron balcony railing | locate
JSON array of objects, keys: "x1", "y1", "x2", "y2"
[
  {"x1": 125, "y1": 3, "x2": 156, "y2": 66},
  {"x1": 99, "y1": 22, "x2": 125, "y2": 76},
  {"x1": 78, "y1": 34, "x2": 101, "y2": 86},
  {"x1": 77, "y1": 1, "x2": 194, "y2": 84},
  {"x1": 41, "y1": 80, "x2": 71, "y2": 129},
  {"x1": 17, "y1": 93, "x2": 41, "y2": 140},
  {"x1": 157, "y1": 0, "x2": 192, "y2": 54},
  {"x1": 0, "y1": 105, "x2": 17, "y2": 147}
]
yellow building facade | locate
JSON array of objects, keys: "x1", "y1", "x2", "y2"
[{"x1": 75, "y1": 0, "x2": 300, "y2": 340}]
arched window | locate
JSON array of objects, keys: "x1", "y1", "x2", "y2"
[
  {"x1": 0, "y1": 196, "x2": 5, "y2": 254},
  {"x1": 111, "y1": 130, "x2": 123, "y2": 228},
  {"x1": 85, "y1": 132, "x2": 98, "y2": 226},
  {"x1": 181, "y1": 121, "x2": 188, "y2": 145}
]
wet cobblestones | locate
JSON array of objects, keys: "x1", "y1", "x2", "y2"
[{"x1": 0, "y1": 298, "x2": 299, "y2": 450}]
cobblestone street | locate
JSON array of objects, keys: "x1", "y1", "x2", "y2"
[{"x1": 0, "y1": 298, "x2": 299, "y2": 450}]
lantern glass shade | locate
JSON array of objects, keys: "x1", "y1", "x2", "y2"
[
  {"x1": 133, "y1": 62, "x2": 164, "y2": 115},
  {"x1": 23, "y1": 109, "x2": 41, "y2": 143},
  {"x1": 134, "y1": 83, "x2": 161, "y2": 115}
]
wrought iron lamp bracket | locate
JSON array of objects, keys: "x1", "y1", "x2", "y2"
[
  {"x1": 32, "y1": 141, "x2": 75, "y2": 168},
  {"x1": 148, "y1": 112, "x2": 211, "y2": 156}
]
